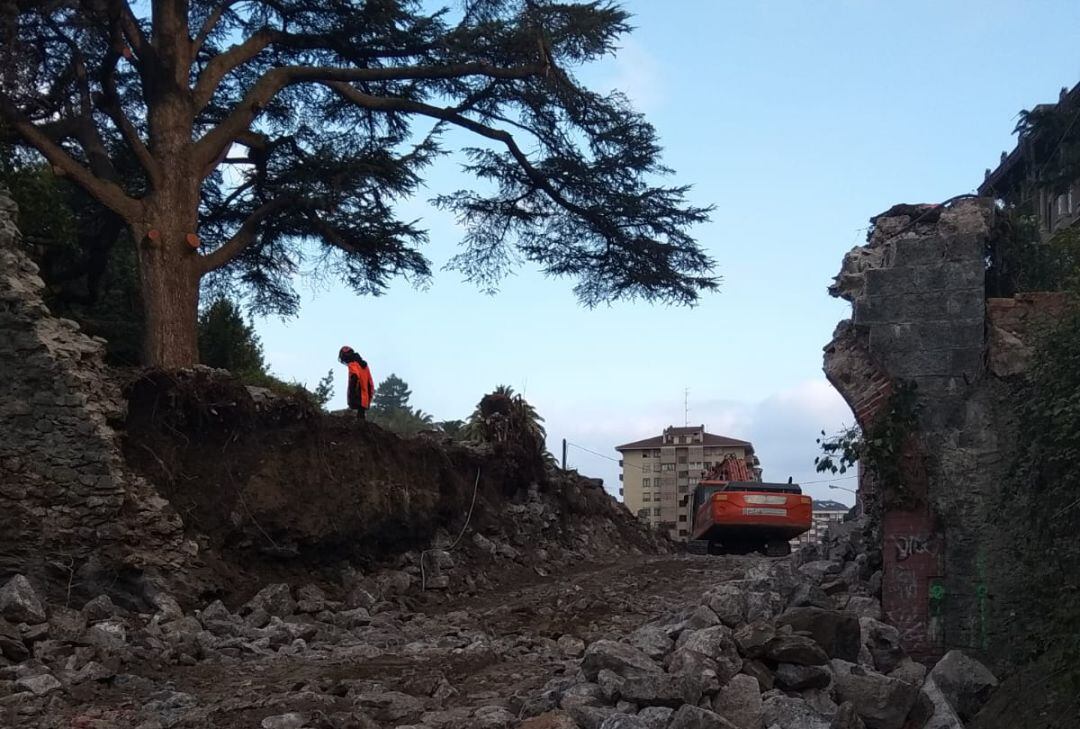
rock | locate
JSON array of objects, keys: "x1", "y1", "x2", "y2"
[
  {"x1": 559, "y1": 635, "x2": 587, "y2": 658},
  {"x1": 830, "y1": 701, "x2": 866, "y2": 729},
  {"x1": 261, "y1": 712, "x2": 308, "y2": 729},
  {"x1": 686, "y1": 606, "x2": 721, "y2": 630},
  {"x1": 919, "y1": 675, "x2": 964, "y2": 729},
  {"x1": 48, "y1": 607, "x2": 87, "y2": 643},
  {"x1": 842, "y1": 597, "x2": 881, "y2": 621},
  {"x1": 84, "y1": 619, "x2": 127, "y2": 650},
  {"x1": 70, "y1": 660, "x2": 115, "y2": 684},
  {"x1": 82, "y1": 595, "x2": 120, "y2": 622},
  {"x1": 599, "y1": 714, "x2": 650, "y2": 729},
  {"x1": 474, "y1": 705, "x2": 516, "y2": 728},
  {"x1": 789, "y1": 583, "x2": 833, "y2": 610},
  {"x1": 0, "y1": 618, "x2": 29, "y2": 662},
  {"x1": 745, "y1": 591, "x2": 784, "y2": 623},
  {"x1": 629, "y1": 625, "x2": 674, "y2": 661},
  {"x1": 0, "y1": 575, "x2": 46, "y2": 625},
  {"x1": 567, "y1": 704, "x2": 617, "y2": 729},
  {"x1": 519, "y1": 711, "x2": 580, "y2": 729},
  {"x1": 886, "y1": 658, "x2": 926, "y2": 687},
  {"x1": 242, "y1": 584, "x2": 296, "y2": 618},
  {"x1": 668, "y1": 704, "x2": 739, "y2": 729},
  {"x1": 740, "y1": 659, "x2": 774, "y2": 691},
  {"x1": 346, "y1": 586, "x2": 377, "y2": 610},
  {"x1": 675, "y1": 626, "x2": 741, "y2": 682},
  {"x1": 637, "y1": 707, "x2": 675, "y2": 729},
  {"x1": 560, "y1": 682, "x2": 605, "y2": 710},
  {"x1": 472, "y1": 533, "x2": 498, "y2": 556},
  {"x1": 763, "y1": 635, "x2": 829, "y2": 666},
  {"x1": 858, "y1": 619, "x2": 904, "y2": 674},
  {"x1": 704, "y1": 585, "x2": 747, "y2": 628},
  {"x1": 619, "y1": 673, "x2": 702, "y2": 708},
  {"x1": 15, "y1": 673, "x2": 62, "y2": 696},
  {"x1": 582, "y1": 640, "x2": 663, "y2": 680},
  {"x1": 711, "y1": 674, "x2": 762, "y2": 729},
  {"x1": 597, "y1": 670, "x2": 626, "y2": 702},
  {"x1": 798, "y1": 561, "x2": 841, "y2": 584},
  {"x1": 927, "y1": 649, "x2": 998, "y2": 720},
  {"x1": 830, "y1": 660, "x2": 919, "y2": 729},
  {"x1": 666, "y1": 649, "x2": 721, "y2": 692},
  {"x1": 761, "y1": 695, "x2": 833, "y2": 729},
  {"x1": 776, "y1": 608, "x2": 861, "y2": 662},
  {"x1": 377, "y1": 570, "x2": 414, "y2": 597},
  {"x1": 354, "y1": 691, "x2": 424, "y2": 723},
  {"x1": 774, "y1": 663, "x2": 832, "y2": 691},
  {"x1": 733, "y1": 621, "x2": 775, "y2": 658}
]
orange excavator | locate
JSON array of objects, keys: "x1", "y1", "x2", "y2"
[{"x1": 687, "y1": 455, "x2": 812, "y2": 557}]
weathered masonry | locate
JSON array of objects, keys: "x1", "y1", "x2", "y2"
[
  {"x1": 824, "y1": 198, "x2": 1066, "y2": 664},
  {"x1": 0, "y1": 188, "x2": 195, "y2": 605}
]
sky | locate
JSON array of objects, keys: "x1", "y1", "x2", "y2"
[{"x1": 253, "y1": 0, "x2": 1080, "y2": 506}]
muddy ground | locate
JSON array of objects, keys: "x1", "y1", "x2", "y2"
[{"x1": 47, "y1": 554, "x2": 756, "y2": 728}]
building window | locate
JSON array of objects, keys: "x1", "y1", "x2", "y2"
[
  {"x1": 653, "y1": 507, "x2": 662, "y2": 516},
  {"x1": 679, "y1": 484, "x2": 689, "y2": 493},
  {"x1": 677, "y1": 471, "x2": 688, "y2": 479},
  {"x1": 677, "y1": 455, "x2": 688, "y2": 464},
  {"x1": 662, "y1": 463, "x2": 675, "y2": 472},
  {"x1": 641, "y1": 451, "x2": 650, "y2": 459},
  {"x1": 642, "y1": 494, "x2": 651, "y2": 502},
  {"x1": 644, "y1": 478, "x2": 653, "y2": 487},
  {"x1": 678, "y1": 514, "x2": 687, "y2": 522}
]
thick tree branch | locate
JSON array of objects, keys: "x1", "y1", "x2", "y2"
[
  {"x1": 194, "y1": 61, "x2": 545, "y2": 173},
  {"x1": 98, "y1": 51, "x2": 161, "y2": 185},
  {"x1": 0, "y1": 92, "x2": 140, "y2": 219},
  {"x1": 326, "y1": 82, "x2": 596, "y2": 224},
  {"x1": 200, "y1": 195, "x2": 295, "y2": 272},
  {"x1": 192, "y1": 0, "x2": 240, "y2": 55},
  {"x1": 192, "y1": 28, "x2": 279, "y2": 110},
  {"x1": 100, "y1": 0, "x2": 149, "y2": 59}
]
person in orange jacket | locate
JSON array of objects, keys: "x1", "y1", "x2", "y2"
[{"x1": 338, "y1": 346, "x2": 374, "y2": 419}]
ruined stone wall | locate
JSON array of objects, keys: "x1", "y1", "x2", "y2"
[
  {"x1": 0, "y1": 188, "x2": 195, "y2": 606},
  {"x1": 824, "y1": 198, "x2": 1061, "y2": 666}
]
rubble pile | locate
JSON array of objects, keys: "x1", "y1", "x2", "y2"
[
  {"x1": 523, "y1": 517, "x2": 997, "y2": 729},
  {"x1": 0, "y1": 513, "x2": 999, "y2": 729}
]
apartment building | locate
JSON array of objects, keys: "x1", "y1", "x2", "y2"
[
  {"x1": 792, "y1": 499, "x2": 850, "y2": 547},
  {"x1": 615, "y1": 425, "x2": 760, "y2": 541}
]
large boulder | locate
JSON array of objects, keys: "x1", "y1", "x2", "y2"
[
  {"x1": 918, "y1": 675, "x2": 964, "y2": 729},
  {"x1": 0, "y1": 575, "x2": 46, "y2": 624},
  {"x1": 776, "y1": 608, "x2": 861, "y2": 662},
  {"x1": 0, "y1": 618, "x2": 29, "y2": 661},
  {"x1": 241, "y1": 584, "x2": 296, "y2": 618},
  {"x1": 711, "y1": 674, "x2": 762, "y2": 729},
  {"x1": 761, "y1": 695, "x2": 832, "y2": 729},
  {"x1": 858, "y1": 618, "x2": 904, "y2": 674},
  {"x1": 637, "y1": 707, "x2": 675, "y2": 729},
  {"x1": 733, "y1": 621, "x2": 775, "y2": 659},
  {"x1": 830, "y1": 660, "x2": 919, "y2": 729},
  {"x1": 618, "y1": 674, "x2": 702, "y2": 708},
  {"x1": 599, "y1": 715, "x2": 650, "y2": 729},
  {"x1": 582, "y1": 641, "x2": 663, "y2": 680},
  {"x1": 704, "y1": 585, "x2": 747, "y2": 627},
  {"x1": 775, "y1": 663, "x2": 832, "y2": 691},
  {"x1": 629, "y1": 625, "x2": 674, "y2": 661},
  {"x1": 676, "y1": 626, "x2": 742, "y2": 681},
  {"x1": 927, "y1": 650, "x2": 998, "y2": 720},
  {"x1": 763, "y1": 634, "x2": 829, "y2": 666},
  {"x1": 668, "y1": 704, "x2": 739, "y2": 729}
]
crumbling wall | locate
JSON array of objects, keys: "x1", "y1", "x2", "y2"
[
  {"x1": 0, "y1": 188, "x2": 195, "y2": 606},
  {"x1": 824, "y1": 198, "x2": 1062, "y2": 666}
]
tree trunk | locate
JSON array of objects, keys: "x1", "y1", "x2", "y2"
[{"x1": 135, "y1": 223, "x2": 202, "y2": 368}]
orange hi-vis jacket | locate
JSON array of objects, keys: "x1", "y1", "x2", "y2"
[{"x1": 347, "y1": 360, "x2": 374, "y2": 409}]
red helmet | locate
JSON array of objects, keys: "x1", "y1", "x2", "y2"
[{"x1": 338, "y1": 345, "x2": 354, "y2": 363}]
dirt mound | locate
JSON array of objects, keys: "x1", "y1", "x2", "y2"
[{"x1": 122, "y1": 368, "x2": 669, "y2": 603}]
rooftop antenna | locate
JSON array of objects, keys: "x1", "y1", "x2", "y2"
[{"x1": 684, "y1": 388, "x2": 689, "y2": 427}]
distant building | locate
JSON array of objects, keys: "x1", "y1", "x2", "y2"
[
  {"x1": 979, "y1": 82, "x2": 1080, "y2": 235},
  {"x1": 615, "y1": 425, "x2": 760, "y2": 541},
  {"x1": 792, "y1": 499, "x2": 850, "y2": 547}
]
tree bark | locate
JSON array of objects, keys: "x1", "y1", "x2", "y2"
[{"x1": 133, "y1": 214, "x2": 201, "y2": 369}]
